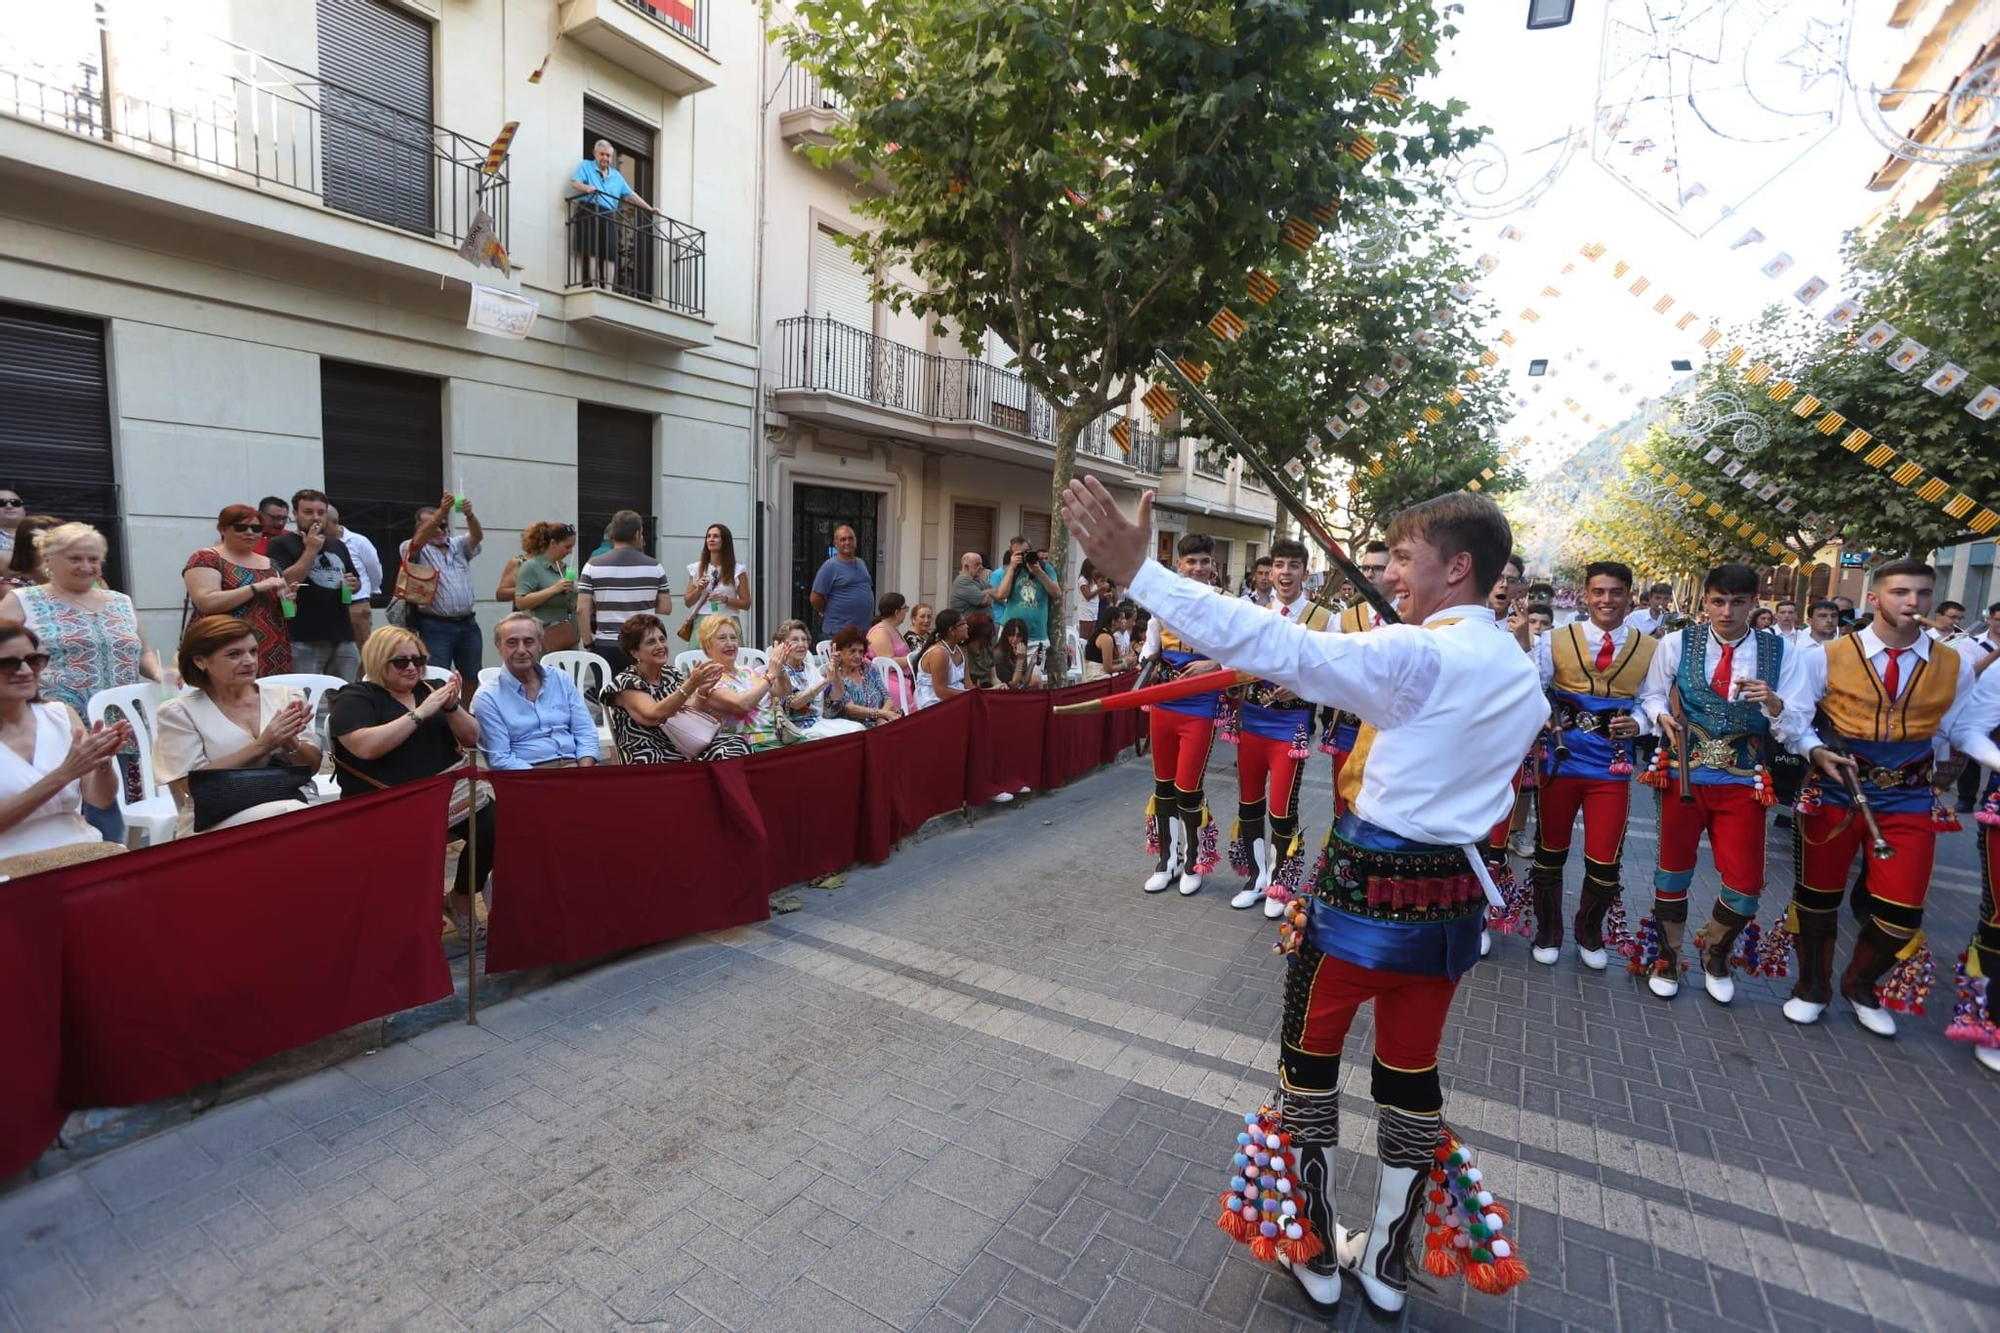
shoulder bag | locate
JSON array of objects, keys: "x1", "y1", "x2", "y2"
[
  {"x1": 387, "y1": 548, "x2": 440, "y2": 628},
  {"x1": 187, "y1": 765, "x2": 315, "y2": 832}
]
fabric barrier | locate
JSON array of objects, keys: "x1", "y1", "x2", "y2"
[{"x1": 0, "y1": 676, "x2": 1137, "y2": 1171}]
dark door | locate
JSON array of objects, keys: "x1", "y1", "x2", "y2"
[
  {"x1": 577, "y1": 403, "x2": 654, "y2": 556},
  {"x1": 791, "y1": 484, "x2": 881, "y2": 631},
  {"x1": 320, "y1": 360, "x2": 443, "y2": 604},
  {"x1": 0, "y1": 302, "x2": 122, "y2": 588},
  {"x1": 318, "y1": 0, "x2": 434, "y2": 235},
  {"x1": 581, "y1": 100, "x2": 656, "y2": 300}
]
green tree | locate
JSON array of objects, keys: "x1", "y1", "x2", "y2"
[{"x1": 778, "y1": 0, "x2": 1479, "y2": 660}]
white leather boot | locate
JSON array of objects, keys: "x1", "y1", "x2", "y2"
[
  {"x1": 1144, "y1": 818, "x2": 1182, "y2": 894},
  {"x1": 1231, "y1": 838, "x2": 1271, "y2": 910}
]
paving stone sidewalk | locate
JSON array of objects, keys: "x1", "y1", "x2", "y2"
[{"x1": 3, "y1": 749, "x2": 1998, "y2": 1331}]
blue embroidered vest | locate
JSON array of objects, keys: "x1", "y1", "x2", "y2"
[{"x1": 1673, "y1": 625, "x2": 1781, "y2": 787}]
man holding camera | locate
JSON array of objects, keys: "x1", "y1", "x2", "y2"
[{"x1": 988, "y1": 535, "x2": 1062, "y2": 674}]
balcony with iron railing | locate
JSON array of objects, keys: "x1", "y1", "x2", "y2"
[
  {"x1": 562, "y1": 200, "x2": 711, "y2": 346},
  {"x1": 770, "y1": 316, "x2": 1160, "y2": 477},
  {"x1": 561, "y1": 0, "x2": 717, "y2": 96},
  {"x1": 0, "y1": 14, "x2": 506, "y2": 272},
  {"x1": 776, "y1": 64, "x2": 892, "y2": 193}
]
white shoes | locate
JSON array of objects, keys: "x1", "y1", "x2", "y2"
[
  {"x1": 1578, "y1": 945, "x2": 1608, "y2": 971},
  {"x1": 1508, "y1": 830, "x2": 1536, "y2": 858},
  {"x1": 1179, "y1": 868, "x2": 1203, "y2": 896},
  {"x1": 1354, "y1": 1165, "x2": 1421, "y2": 1315},
  {"x1": 1231, "y1": 838, "x2": 1271, "y2": 910},
  {"x1": 1275, "y1": 1254, "x2": 1341, "y2": 1310},
  {"x1": 1480, "y1": 929, "x2": 1492, "y2": 957},
  {"x1": 1703, "y1": 971, "x2": 1735, "y2": 1005},
  {"x1": 1144, "y1": 820, "x2": 1183, "y2": 894},
  {"x1": 1782, "y1": 997, "x2": 1826, "y2": 1025},
  {"x1": 1851, "y1": 1000, "x2": 1897, "y2": 1038},
  {"x1": 1647, "y1": 972, "x2": 1680, "y2": 999},
  {"x1": 1530, "y1": 945, "x2": 1559, "y2": 966},
  {"x1": 993, "y1": 791, "x2": 1014, "y2": 804},
  {"x1": 1264, "y1": 892, "x2": 1288, "y2": 920},
  {"x1": 1975, "y1": 1044, "x2": 2000, "y2": 1074},
  {"x1": 1229, "y1": 886, "x2": 1262, "y2": 909}
]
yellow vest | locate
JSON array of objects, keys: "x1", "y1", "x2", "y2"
[
  {"x1": 1337, "y1": 604, "x2": 1375, "y2": 635},
  {"x1": 1818, "y1": 635, "x2": 1956, "y2": 742},
  {"x1": 1549, "y1": 624, "x2": 1656, "y2": 700}
]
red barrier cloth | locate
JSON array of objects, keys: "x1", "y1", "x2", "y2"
[
  {"x1": 57, "y1": 781, "x2": 453, "y2": 1107},
  {"x1": 0, "y1": 875, "x2": 64, "y2": 1177},
  {"x1": 485, "y1": 761, "x2": 771, "y2": 973},
  {"x1": 748, "y1": 732, "x2": 865, "y2": 888},
  {"x1": 858, "y1": 693, "x2": 973, "y2": 862},
  {"x1": 1101, "y1": 676, "x2": 1139, "y2": 763},
  {"x1": 1043, "y1": 679, "x2": 1113, "y2": 787},
  {"x1": 968, "y1": 689, "x2": 1049, "y2": 803}
]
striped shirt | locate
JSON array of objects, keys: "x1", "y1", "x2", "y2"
[{"x1": 579, "y1": 546, "x2": 670, "y2": 646}]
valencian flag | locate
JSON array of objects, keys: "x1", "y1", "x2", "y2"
[{"x1": 637, "y1": 0, "x2": 698, "y2": 25}]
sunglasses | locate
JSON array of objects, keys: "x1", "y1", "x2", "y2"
[
  {"x1": 0, "y1": 653, "x2": 51, "y2": 675},
  {"x1": 385, "y1": 654, "x2": 429, "y2": 670},
  {"x1": 0, "y1": 498, "x2": 23, "y2": 508},
  {"x1": 229, "y1": 522, "x2": 262, "y2": 534}
]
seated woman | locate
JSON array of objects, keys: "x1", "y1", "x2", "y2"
[
  {"x1": 771, "y1": 619, "x2": 864, "y2": 738},
  {"x1": 329, "y1": 627, "x2": 491, "y2": 940},
  {"x1": 698, "y1": 614, "x2": 786, "y2": 751},
  {"x1": 154, "y1": 615, "x2": 319, "y2": 838},
  {"x1": 993, "y1": 618, "x2": 1044, "y2": 690},
  {"x1": 865, "y1": 593, "x2": 915, "y2": 714},
  {"x1": 1085, "y1": 604, "x2": 1138, "y2": 681},
  {"x1": 603, "y1": 613, "x2": 748, "y2": 762},
  {"x1": 913, "y1": 609, "x2": 971, "y2": 709},
  {"x1": 824, "y1": 626, "x2": 900, "y2": 728},
  {"x1": 963, "y1": 612, "x2": 999, "y2": 690},
  {"x1": 902, "y1": 603, "x2": 934, "y2": 655},
  {"x1": 0, "y1": 624, "x2": 131, "y2": 875}
]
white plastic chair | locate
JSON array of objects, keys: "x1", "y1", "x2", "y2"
[
  {"x1": 738, "y1": 647, "x2": 770, "y2": 673},
  {"x1": 260, "y1": 672, "x2": 354, "y2": 799},
  {"x1": 424, "y1": 664, "x2": 454, "y2": 684},
  {"x1": 84, "y1": 684, "x2": 179, "y2": 846},
  {"x1": 477, "y1": 667, "x2": 502, "y2": 692},
  {"x1": 1064, "y1": 630, "x2": 1086, "y2": 684},
  {"x1": 871, "y1": 654, "x2": 913, "y2": 713},
  {"x1": 540, "y1": 650, "x2": 615, "y2": 758},
  {"x1": 671, "y1": 649, "x2": 706, "y2": 677},
  {"x1": 815, "y1": 639, "x2": 833, "y2": 662}
]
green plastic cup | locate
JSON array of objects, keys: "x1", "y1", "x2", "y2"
[
  {"x1": 340, "y1": 583, "x2": 353, "y2": 605},
  {"x1": 281, "y1": 595, "x2": 297, "y2": 620}
]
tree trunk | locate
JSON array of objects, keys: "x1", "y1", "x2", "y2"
[{"x1": 1042, "y1": 407, "x2": 1091, "y2": 687}]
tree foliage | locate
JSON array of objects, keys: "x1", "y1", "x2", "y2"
[{"x1": 777, "y1": 0, "x2": 1481, "y2": 655}]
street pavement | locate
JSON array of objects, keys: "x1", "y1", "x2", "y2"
[{"x1": 3, "y1": 747, "x2": 1998, "y2": 1331}]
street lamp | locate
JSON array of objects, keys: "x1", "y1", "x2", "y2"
[{"x1": 1527, "y1": 1, "x2": 1577, "y2": 30}]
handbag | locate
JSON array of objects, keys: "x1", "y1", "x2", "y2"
[
  {"x1": 187, "y1": 764, "x2": 314, "y2": 832},
  {"x1": 333, "y1": 752, "x2": 493, "y2": 823},
  {"x1": 661, "y1": 704, "x2": 721, "y2": 757},
  {"x1": 542, "y1": 619, "x2": 581, "y2": 652},
  {"x1": 388, "y1": 552, "x2": 440, "y2": 628}
]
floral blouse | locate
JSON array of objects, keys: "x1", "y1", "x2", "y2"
[
  {"x1": 830, "y1": 665, "x2": 890, "y2": 727},
  {"x1": 607, "y1": 666, "x2": 754, "y2": 764}
]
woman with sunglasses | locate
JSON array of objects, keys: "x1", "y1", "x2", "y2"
[
  {"x1": 0, "y1": 623, "x2": 133, "y2": 873},
  {"x1": 510, "y1": 521, "x2": 581, "y2": 652},
  {"x1": 329, "y1": 627, "x2": 490, "y2": 939},
  {"x1": 181, "y1": 503, "x2": 293, "y2": 676}
]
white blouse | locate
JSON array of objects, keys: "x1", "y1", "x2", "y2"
[
  {"x1": 686, "y1": 561, "x2": 748, "y2": 615},
  {"x1": 154, "y1": 685, "x2": 312, "y2": 837},
  {"x1": 0, "y1": 702, "x2": 102, "y2": 858},
  {"x1": 914, "y1": 644, "x2": 967, "y2": 709}
]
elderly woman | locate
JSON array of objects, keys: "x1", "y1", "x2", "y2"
[
  {"x1": 695, "y1": 615, "x2": 788, "y2": 751},
  {"x1": 153, "y1": 616, "x2": 317, "y2": 837},
  {"x1": 825, "y1": 626, "x2": 900, "y2": 728},
  {"x1": 0, "y1": 624, "x2": 132, "y2": 873},
  {"x1": 769, "y1": 619, "x2": 865, "y2": 739},
  {"x1": 329, "y1": 627, "x2": 490, "y2": 939},
  {"x1": 913, "y1": 609, "x2": 971, "y2": 709},
  {"x1": 510, "y1": 521, "x2": 580, "y2": 652},
  {"x1": 182, "y1": 503, "x2": 293, "y2": 676},
  {"x1": 0, "y1": 522, "x2": 163, "y2": 843},
  {"x1": 568, "y1": 138, "x2": 659, "y2": 289},
  {"x1": 604, "y1": 613, "x2": 747, "y2": 762}
]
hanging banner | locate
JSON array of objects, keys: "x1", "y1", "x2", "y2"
[{"x1": 467, "y1": 284, "x2": 539, "y2": 340}]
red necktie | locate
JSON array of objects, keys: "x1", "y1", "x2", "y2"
[
  {"x1": 1280, "y1": 604, "x2": 1291, "y2": 618},
  {"x1": 1710, "y1": 639, "x2": 1735, "y2": 697},
  {"x1": 1594, "y1": 631, "x2": 1616, "y2": 672},
  {"x1": 1881, "y1": 647, "x2": 1904, "y2": 698}
]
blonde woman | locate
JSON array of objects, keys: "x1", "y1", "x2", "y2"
[{"x1": 699, "y1": 614, "x2": 787, "y2": 750}]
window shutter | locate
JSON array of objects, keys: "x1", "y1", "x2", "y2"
[
  {"x1": 320, "y1": 360, "x2": 443, "y2": 592},
  {"x1": 812, "y1": 225, "x2": 874, "y2": 332},
  {"x1": 317, "y1": 0, "x2": 433, "y2": 235},
  {"x1": 0, "y1": 302, "x2": 121, "y2": 586},
  {"x1": 1020, "y1": 509, "x2": 1052, "y2": 554},
  {"x1": 578, "y1": 404, "x2": 655, "y2": 554},
  {"x1": 951, "y1": 504, "x2": 994, "y2": 568}
]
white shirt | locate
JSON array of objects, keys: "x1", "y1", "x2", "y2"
[
  {"x1": 1625, "y1": 607, "x2": 1669, "y2": 636},
  {"x1": 1636, "y1": 626, "x2": 1811, "y2": 747},
  {"x1": 1955, "y1": 629, "x2": 2000, "y2": 665},
  {"x1": 1529, "y1": 624, "x2": 1652, "y2": 740},
  {"x1": 0, "y1": 703, "x2": 102, "y2": 857},
  {"x1": 1271, "y1": 589, "x2": 1318, "y2": 621},
  {"x1": 686, "y1": 561, "x2": 748, "y2": 615},
  {"x1": 336, "y1": 529, "x2": 383, "y2": 599},
  {"x1": 1128, "y1": 562, "x2": 1548, "y2": 845},
  {"x1": 1782, "y1": 626, "x2": 2000, "y2": 767}
]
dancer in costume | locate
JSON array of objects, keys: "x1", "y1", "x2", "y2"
[
  {"x1": 1952, "y1": 759, "x2": 2000, "y2": 1072},
  {"x1": 1777, "y1": 558, "x2": 2000, "y2": 1037},
  {"x1": 1321, "y1": 541, "x2": 1391, "y2": 818},
  {"x1": 1061, "y1": 482, "x2": 1544, "y2": 1314},
  {"x1": 1139, "y1": 532, "x2": 1224, "y2": 896},
  {"x1": 1526, "y1": 561, "x2": 1653, "y2": 971},
  {"x1": 1634, "y1": 563, "x2": 1806, "y2": 1003},
  {"x1": 1231, "y1": 539, "x2": 1330, "y2": 918}
]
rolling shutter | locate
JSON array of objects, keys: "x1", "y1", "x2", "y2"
[
  {"x1": 951, "y1": 503, "x2": 994, "y2": 568},
  {"x1": 1020, "y1": 509, "x2": 1052, "y2": 554},
  {"x1": 320, "y1": 360, "x2": 442, "y2": 595},
  {"x1": 317, "y1": 0, "x2": 433, "y2": 235},
  {"x1": 582, "y1": 100, "x2": 655, "y2": 167},
  {"x1": 578, "y1": 404, "x2": 655, "y2": 554},
  {"x1": 0, "y1": 302, "x2": 122, "y2": 585},
  {"x1": 812, "y1": 225, "x2": 873, "y2": 333}
]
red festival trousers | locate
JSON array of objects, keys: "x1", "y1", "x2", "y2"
[
  {"x1": 1150, "y1": 709, "x2": 1217, "y2": 793},
  {"x1": 1656, "y1": 783, "x2": 1768, "y2": 897},
  {"x1": 1538, "y1": 777, "x2": 1630, "y2": 865},
  {"x1": 1288, "y1": 952, "x2": 1457, "y2": 1077},
  {"x1": 1237, "y1": 732, "x2": 1305, "y2": 819},
  {"x1": 1796, "y1": 808, "x2": 1936, "y2": 914}
]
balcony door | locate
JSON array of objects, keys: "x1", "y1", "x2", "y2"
[
  {"x1": 790, "y1": 484, "x2": 881, "y2": 633},
  {"x1": 320, "y1": 360, "x2": 443, "y2": 604},
  {"x1": 317, "y1": 0, "x2": 434, "y2": 235},
  {"x1": 810, "y1": 225, "x2": 881, "y2": 402},
  {"x1": 581, "y1": 100, "x2": 657, "y2": 301},
  {"x1": 577, "y1": 404, "x2": 655, "y2": 556}
]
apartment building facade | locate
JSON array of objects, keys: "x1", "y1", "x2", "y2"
[{"x1": 0, "y1": 0, "x2": 759, "y2": 650}]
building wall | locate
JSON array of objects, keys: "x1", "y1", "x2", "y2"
[{"x1": 0, "y1": 0, "x2": 760, "y2": 651}]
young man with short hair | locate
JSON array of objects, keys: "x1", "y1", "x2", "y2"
[
  {"x1": 577, "y1": 509, "x2": 671, "y2": 675},
  {"x1": 1242, "y1": 555, "x2": 1275, "y2": 607},
  {"x1": 1635, "y1": 563, "x2": 1806, "y2": 1003},
  {"x1": 1778, "y1": 559, "x2": 2000, "y2": 1038},
  {"x1": 267, "y1": 488, "x2": 360, "y2": 681},
  {"x1": 1230, "y1": 540, "x2": 1327, "y2": 916},
  {"x1": 1803, "y1": 599, "x2": 1841, "y2": 648},
  {"x1": 1138, "y1": 532, "x2": 1225, "y2": 896},
  {"x1": 1626, "y1": 582, "x2": 1674, "y2": 636}
]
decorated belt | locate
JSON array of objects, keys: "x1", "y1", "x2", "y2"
[
  {"x1": 1861, "y1": 758, "x2": 1933, "y2": 791},
  {"x1": 1315, "y1": 832, "x2": 1485, "y2": 923},
  {"x1": 1555, "y1": 702, "x2": 1632, "y2": 735},
  {"x1": 1243, "y1": 681, "x2": 1312, "y2": 711},
  {"x1": 1688, "y1": 728, "x2": 1765, "y2": 776}
]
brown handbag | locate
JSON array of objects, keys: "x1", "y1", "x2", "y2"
[
  {"x1": 542, "y1": 620, "x2": 581, "y2": 652},
  {"x1": 393, "y1": 557, "x2": 439, "y2": 608}
]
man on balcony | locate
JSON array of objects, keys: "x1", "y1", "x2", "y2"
[{"x1": 569, "y1": 139, "x2": 660, "y2": 291}]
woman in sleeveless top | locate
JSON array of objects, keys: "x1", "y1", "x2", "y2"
[
  {"x1": 0, "y1": 624, "x2": 131, "y2": 870},
  {"x1": 914, "y1": 609, "x2": 971, "y2": 710},
  {"x1": 182, "y1": 504, "x2": 292, "y2": 676},
  {"x1": 866, "y1": 592, "x2": 915, "y2": 712}
]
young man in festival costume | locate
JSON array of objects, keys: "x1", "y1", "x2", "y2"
[
  {"x1": 1322, "y1": 541, "x2": 1392, "y2": 818},
  {"x1": 1952, "y1": 757, "x2": 2000, "y2": 1073},
  {"x1": 1138, "y1": 532, "x2": 1226, "y2": 896},
  {"x1": 1635, "y1": 562, "x2": 1807, "y2": 1004},
  {"x1": 1776, "y1": 559, "x2": 2000, "y2": 1037},
  {"x1": 1231, "y1": 539, "x2": 1330, "y2": 918},
  {"x1": 1525, "y1": 560, "x2": 1654, "y2": 971},
  {"x1": 1062, "y1": 480, "x2": 1545, "y2": 1314}
]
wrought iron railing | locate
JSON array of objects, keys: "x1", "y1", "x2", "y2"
[
  {"x1": 785, "y1": 64, "x2": 846, "y2": 115},
  {"x1": 771, "y1": 316, "x2": 1159, "y2": 475},
  {"x1": 565, "y1": 203, "x2": 707, "y2": 317},
  {"x1": 617, "y1": 0, "x2": 709, "y2": 52},
  {"x1": 0, "y1": 16, "x2": 507, "y2": 249}
]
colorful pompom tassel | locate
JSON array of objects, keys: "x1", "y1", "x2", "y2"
[
  {"x1": 1944, "y1": 954, "x2": 2000, "y2": 1047},
  {"x1": 1194, "y1": 815, "x2": 1221, "y2": 874},
  {"x1": 1625, "y1": 914, "x2": 1660, "y2": 973},
  {"x1": 1228, "y1": 821, "x2": 1256, "y2": 876},
  {"x1": 1745, "y1": 919, "x2": 1791, "y2": 978},
  {"x1": 1976, "y1": 787, "x2": 2000, "y2": 828},
  {"x1": 1216, "y1": 1109, "x2": 1322, "y2": 1267},
  {"x1": 1795, "y1": 777, "x2": 1822, "y2": 816},
  {"x1": 1753, "y1": 765, "x2": 1775, "y2": 808},
  {"x1": 1421, "y1": 1127, "x2": 1528, "y2": 1297},
  {"x1": 1607, "y1": 740, "x2": 1634, "y2": 777},
  {"x1": 1275, "y1": 896, "x2": 1310, "y2": 956},
  {"x1": 1879, "y1": 941, "x2": 1935, "y2": 1017},
  {"x1": 1638, "y1": 741, "x2": 1672, "y2": 790},
  {"x1": 1288, "y1": 719, "x2": 1311, "y2": 761},
  {"x1": 1602, "y1": 899, "x2": 1637, "y2": 958},
  {"x1": 1483, "y1": 859, "x2": 1534, "y2": 938},
  {"x1": 1931, "y1": 794, "x2": 1962, "y2": 833}
]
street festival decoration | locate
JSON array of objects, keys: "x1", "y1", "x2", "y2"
[{"x1": 466, "y1": 284, "x2": 539, "y2": 340}]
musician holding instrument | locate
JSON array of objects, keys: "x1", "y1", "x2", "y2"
[
  {"x1": 1525, "y1": 561, "x2": 1655, "y2": 974},
  {"x1": 1137, "y1": 531, "x2": 1226, "y2": 897},
  {"x1": 1635, "y1": 563, "x2": 1806, "y2": 1005},
  {"x1": 1776, "y1": 558, "x2": 2000, "y2": 1038}
]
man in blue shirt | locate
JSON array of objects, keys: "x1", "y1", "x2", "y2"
[
  {"x1": 810, "y1": 524, "x2": 876, "y2": 637},
  {"x1": 989, "y1": 535, "x2": 1062, "y2": 648},
  {"x1": 568, "y1": 139, "x2": 659, "y2": 289},
  {"x1": 472, "y1": 614, "x2": 600, "y2": 769}
]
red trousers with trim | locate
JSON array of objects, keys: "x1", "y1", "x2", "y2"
[
  {"x1": 1290, "y1": 952, "x2": 1458, "y2": 1073},
  {"x1": 1657, "y1": 783, "x2": 1768, "y2": 895},
  {"x1": 1330, "y1": 747, "x2": 1353, "y2": 818},
  {"x1": 1150, "y1": 709, "x2": 1217, "y2": 792},
  {"x1": 1796, "y1": 808, "x2": 1936, "y2": 912},
  {"x1": 1237, "y1": 732, "x2": 1304, "y2": 818},
  {"x1": 1538, "y1": 776, "x2": 1630, "y2": 864}
]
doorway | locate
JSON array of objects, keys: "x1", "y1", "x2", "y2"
[{"x1": 791, "y1": 483, "x2": 882, "y2": 631}]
